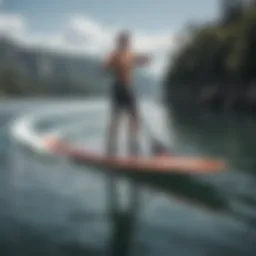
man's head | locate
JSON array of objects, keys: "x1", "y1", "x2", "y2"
[{"x1": 116, "y1": 30, "x2": 131, "y2": 50}]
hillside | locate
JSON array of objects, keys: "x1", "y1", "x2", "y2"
[
  {"x1": 0, "y1": 37, "x2": 157, "y2": 98},
  {"x1": 164, "y1": 6, "x2": 256, "y2": 110}
]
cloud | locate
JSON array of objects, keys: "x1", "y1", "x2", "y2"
[
  {"x1": 134, "y1": 33, "x2": 174, "y2": 53},
  {"x1": 0, "y1": 13, "x2": 27, "y2": 39},
  {"x1": 0, "y1": 13, "x2": 178, "y2": 77},
  {"x1": 60, "y1": 16, "x2": 176, "y2": 75},
  {"x1": 59, "y1": 15, "x2": 113, "y2": 55},
  {"x1": 64, "y1": 16, "x2": 112, "y2": 44}
]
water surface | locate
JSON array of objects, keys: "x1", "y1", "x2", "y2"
[{"x1": 0, "y1": 99, "x2": 255, "y2": 256}]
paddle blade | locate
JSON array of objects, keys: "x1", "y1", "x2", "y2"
[{"x1": 150, "y1": 138, "x2": 171, "y2": 156}]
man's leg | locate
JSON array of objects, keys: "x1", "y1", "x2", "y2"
[
  {"x1": 106, "y1": 109, "x2": 121, "y2": 227},
  {"x1": 127, "y1": 101, "x2": 141, "y2": 217},
  {"x1": 128, "y1": 114, "x2": 140, "y2": 155},
  {"x1": 128, "y1": 98, "x2": 140, "y2": 156},
  {"x1": 106, "y1": 110, "x2": 121, "y2": 156},
  {"x1": 106, "y1": 82, "x2": 123, "y2": 156}
]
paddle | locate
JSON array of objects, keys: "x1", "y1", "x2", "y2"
[{"x1": 140, "y1": 113, "x2": 171, "y2": 156}]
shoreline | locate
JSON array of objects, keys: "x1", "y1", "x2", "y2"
[{"x1": 165, "y1": 83, "x2": 256, "y2": 113}]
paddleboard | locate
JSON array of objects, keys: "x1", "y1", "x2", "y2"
[{"x1": 44, "y1": 137, "x2": 228, "y2": 174}]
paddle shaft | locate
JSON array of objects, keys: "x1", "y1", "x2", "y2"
[{"x1": 139, "y1": 112, "x2": 170, "y2": 155}]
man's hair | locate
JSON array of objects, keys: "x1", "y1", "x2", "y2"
[{"x1": 116, "y1": 30, "x2": 131, "y2": 48}]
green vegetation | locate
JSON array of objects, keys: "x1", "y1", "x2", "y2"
[
  {"x1": 0, "y1": 69, "x2": 44, "y2": 96},
  {"x1": 165, "y1": 7, "x2": 256, "y2": 108},
  {"x1": 0, "y1": 37, "x2": 111, "y2": 97}
]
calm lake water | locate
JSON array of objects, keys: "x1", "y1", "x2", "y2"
[{"x1": 0, "y1": 99, "x2": 255, "y2": 256}]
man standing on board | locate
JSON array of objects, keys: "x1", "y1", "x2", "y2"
[{"x1": 103, "y1": 30, "x2": 151, "y2": 156}]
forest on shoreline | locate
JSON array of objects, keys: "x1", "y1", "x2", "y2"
[{"x1": 165, "y1": 6, "x2": 256, "y2": 110}]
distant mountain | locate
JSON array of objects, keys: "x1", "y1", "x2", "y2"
[{"x1": 0, "y1": 36, "x2": 159, "y2": 98}]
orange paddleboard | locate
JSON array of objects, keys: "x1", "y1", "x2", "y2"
[{"x1": 44, "y1": 137, "x2": 228, "y2": 174}]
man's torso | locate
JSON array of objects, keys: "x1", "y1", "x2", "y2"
[{"x1": 110, "y1": 50, "x2": 135, "y2": 85}]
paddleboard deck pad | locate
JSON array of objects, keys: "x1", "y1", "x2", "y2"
[{"x1": 44, "y1": 137, "x2": 228, "y2": 174}]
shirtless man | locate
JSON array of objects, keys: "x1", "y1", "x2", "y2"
[{"x1": 103, "y1": 30, "x2": 151, "y2": 155}]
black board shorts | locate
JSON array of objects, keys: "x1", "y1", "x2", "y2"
[{"x1": 110, "y1": 80, "x2": 138, "y2": 117}]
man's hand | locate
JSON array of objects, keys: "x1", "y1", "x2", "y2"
[{"x1": 135, "y1": 54, "x2": 152, "y2": 66}]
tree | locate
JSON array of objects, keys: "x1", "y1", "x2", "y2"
[{"x1": 165, "y1": 6, "x2": 256, "y2": 97}]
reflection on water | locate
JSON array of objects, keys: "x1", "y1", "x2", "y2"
[
  {"x1": 169, "y1": 107, "x2": 256, "y2": 222},
  {"x1": 1, "y1": 101, "x2": 256, "y2": 255}
]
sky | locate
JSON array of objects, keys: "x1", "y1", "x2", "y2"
[{"x1": 0, "y1": 0, "x2": 220, "y2": 77}]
